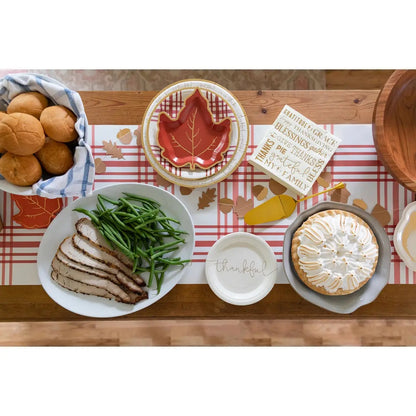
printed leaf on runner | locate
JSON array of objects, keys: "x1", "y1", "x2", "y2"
[
  {"x1": 11, "y1": 195, "x2": 63, "y2": 229},
  {"x1": 103, "y1": 140, "x2": 124, "y2": 159},
  {"x1": 197, "y1": 188, "x2": 217, "y2": 210},
  {"x1": 234, "y1": 196, "x2": 254, "y2": 219},
  {"x1": 371, "y1": 203, "x2": 391, "y2": 227}
]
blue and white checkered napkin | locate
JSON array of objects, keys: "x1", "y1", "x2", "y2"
[{"x1": 0, "y1": 73, "x2": 95, "y2": 198}]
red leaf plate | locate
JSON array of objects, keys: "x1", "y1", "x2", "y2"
[{"x1": 157, "y1": 89, "x2": 231, "y2": 170}]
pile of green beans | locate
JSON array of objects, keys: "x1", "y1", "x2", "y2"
[{"x1": 73, "y1": 192, "x2": 190, "y2": 293}]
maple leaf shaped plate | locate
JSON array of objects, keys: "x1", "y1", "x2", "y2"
[
  {"x1": 141, "y1": 79, "x2": 249, "y2": 188},
  {"x1": 158, "y1": 89, "x2": 231, "y2": 170}
]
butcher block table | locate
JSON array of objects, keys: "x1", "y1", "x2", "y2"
[{"x1": 1, "y1": 88, "x2": 415, "y2": 322}]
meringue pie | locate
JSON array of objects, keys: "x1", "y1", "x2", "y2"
[{"x1": 291, "y1": 209, "x2": 379, "y2": 296}]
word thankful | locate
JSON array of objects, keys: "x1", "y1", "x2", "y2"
[
  {"x1": 249, "y1": 105, "x2": 341, "y2": 196},
  {"x1": 215, "y1": 258, "x2": 268, "y2": 278}
]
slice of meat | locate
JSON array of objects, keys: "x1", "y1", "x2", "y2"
[
  {"x1": 60, "y1": 236, "x2": 120, "y2": 275},
  {"x1": 59, "y1": 236, "x2": 145, "y2": 293},
  {"x1": 51, "y1": 256, "x2": 144, "y2": 304},
  {"x1": 72, "y1": 233, "x2": 145, "y2": 287},
  {"x1": 76, "y1": 218, "x2": 134, "y2": 268},
  {"x1": 51, "y1": 270, "x2": 121, "y2": 302},
  {"x1": 56, "y1": 249, "x2": 119, "y2": 285}
]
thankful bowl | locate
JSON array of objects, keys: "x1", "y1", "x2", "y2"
[
  {"x1": 373, "y1": 70, "x2": 416, "y2": 192},
  {"x1": 0, "y1": 73, "x2": 94, "y2": 198}
]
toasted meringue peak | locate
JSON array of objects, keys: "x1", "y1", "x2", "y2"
[{"x1": 298, "y1": 244, "x2": 321, "y2": 256}]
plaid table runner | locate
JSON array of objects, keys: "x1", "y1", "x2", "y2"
[{"x1": 0, "y1": 123, "x2": 414, "y2": 285}]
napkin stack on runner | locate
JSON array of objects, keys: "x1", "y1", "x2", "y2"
[{"x1": 0, "y1": 73, "x2": 95, "y2": 198}]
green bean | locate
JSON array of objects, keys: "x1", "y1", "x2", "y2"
[
  {"x1": 73, "y1": 192, "x2": 190, "y2": 294},
  {"x1": 155, "y1": 257, "x2": 190, "y2": 266},
  {"x1": 119, "y1": 197, "x2": 141, "y2": 213},
  {"x1": 101, "y1": 229, "x2": 131, "y2": 257},
  {"x1": 148, "y1": 260, "x2": 155, "y2": 288},
  {"x1": 73, "y1": 207, "x2": 100, "y2": 224},
  {"x1": 123, "y1": 192, "x2": 161, "y2": 207},
  {"x1": 156, "y1": 272, "x2": 165, "y2": 293},
  {"x1": 97, "y1": 194, "x2": 120, "y2": 206},
  {"x1": 151, "y1": 238, "x2": 185, "y2": 253},
  {"x1": 150, "y1": 246, "x2": 180, "y2": 260},
  {"x1": 96, "y1": 194, "x2": 109, "y2": 213},
  {"x1": 156, "y1": 216, "x2": 181, "y2": 224}
]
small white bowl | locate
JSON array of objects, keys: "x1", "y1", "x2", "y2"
[
  {"x1": 205, "y1": 232, "x2": 277, "y2": 305},
  {"x1": 394, "y1": 201, "x2": 416, "y2": 271}
]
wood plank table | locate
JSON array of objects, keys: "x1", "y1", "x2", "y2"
[{"x1": 1, "y1": 89, "x2": 415, "y2": 322}]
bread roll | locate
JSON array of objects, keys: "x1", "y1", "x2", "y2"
[
  {"x1": 40, "y1": 105, "x2": 78, "y2": 143},
  {"x1": 7, "y1": 92, "x2": 49, "y2": 119},
  {"x1": 36, "y1": 137, "x2": 74, "y2": 175},
  {"x1": 0, "y1": 152, "x2": 42, "y2": 186},
  {"x1": 0, "y1": 112, "x2": 6, "y2": 153},
  {"x1": 0, "y1": 112, "x2": 45, "y2": 155}
]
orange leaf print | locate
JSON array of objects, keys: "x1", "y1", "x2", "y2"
[
  {"x1": 234, "y1": 196, "x2": 254, "y2": 219},
  {"x1": 197, "y1": 188, "x2": 217, "y2": 210},
  {"x1": 11, "y1": 195, "x2": 63, "y2": 229},
  {"x1": 329, "y1": 186, "x2": 351, "y2": 204},
  {"x1": 371, "y1": 203, "x2": 391, "y2": 227},
  {"x1": 158, "y1": 89, "x2": 231, "y2": 170},
  {"x1": 103, "y1": 140, "x2": 124, "y2": 159}
]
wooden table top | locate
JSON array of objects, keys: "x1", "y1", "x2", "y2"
[{"x1": 2, "y1": 88, "x2": 415, "y2": 322}]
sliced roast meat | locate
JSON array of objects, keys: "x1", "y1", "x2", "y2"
[
  {"x1": 60, "y1": 236, "x2": 120, "y2": 275},
  {"x1": 72, "y1": 233, "x2": 145, "y2": 287},
  {"x1": 56, "y1": 250, "x2": 144, "y2": 294},
  {"x1": 51, "y1": 270, "x2": 121, "y2": 302},
  {"x1": 59, "y1": 236, "x2": 145, "y2": 293},
  {"x1": 56, "y1": 249, "x2": 120, "y2": 285},
  {"x1": 51, "y1": 256, "x2": 142, "y2": 304},
  {"x1": 75, "y1": 218, "x2": 135, "y2": 268}
]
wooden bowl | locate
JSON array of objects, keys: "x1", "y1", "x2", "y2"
[{"x1": 373, "y1": 70, "x2": 416, "y2": 192}]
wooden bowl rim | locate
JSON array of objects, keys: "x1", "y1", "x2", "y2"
[{"x1": 373, "y1": 69, "x2": 416, "y2": 192}]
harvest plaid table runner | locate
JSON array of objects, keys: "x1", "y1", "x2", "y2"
[{"x1": 0, "y1": 123, "x2": 414, "y2": 285}]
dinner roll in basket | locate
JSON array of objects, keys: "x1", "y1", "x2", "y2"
[
  {"x1": 0, "y1": 152, "x2": 42, "y2": 186},
  {"x1": 40, "y1": 105, "x2": 78, "y2": 143},
  {"x1": 36, "y1": 138, "x2": 74, "y2": 175},
  {"x1": 7, "y1": 91, "x2": 49, "y2": 119},
  {"x1": 0, "y1": 112, "x2": 45, "y2": 155}
]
